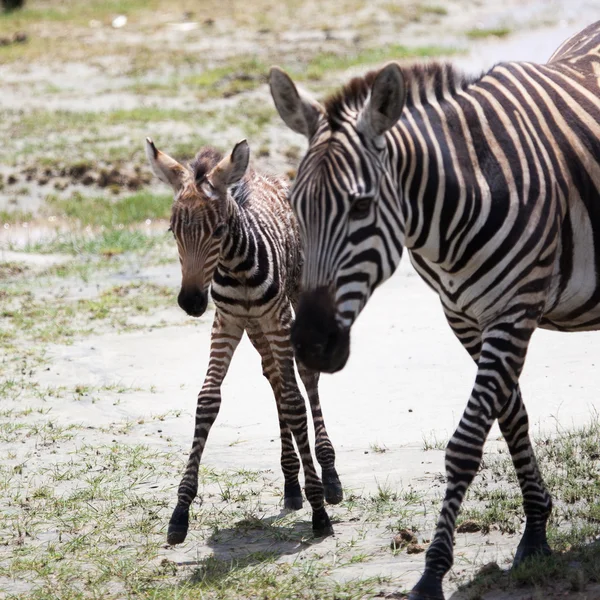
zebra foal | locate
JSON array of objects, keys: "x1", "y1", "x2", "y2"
[
  {"x1": 145, "y1": 138, "x2": 342, "y2": 544},
  {"x1": 269, "y1": 21, "x2": 600, "y2": 600}
]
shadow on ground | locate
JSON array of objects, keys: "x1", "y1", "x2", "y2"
[
  {"x1": 177, "y1": 511, "x2": 333, "y2": 585},
  {"x1": 449, "y1": 539, "x2": 600, "y2": 600}
]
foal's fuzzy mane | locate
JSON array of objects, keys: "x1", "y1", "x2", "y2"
[{"x1": 188, "y1": 146, "x2": 252, "y2": 206}]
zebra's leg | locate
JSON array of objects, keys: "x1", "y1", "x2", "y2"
[
  {"x1": 264, "y1": 312, "x2": 333, "y2": 536},
  {"x1": 296, "y1": 363, "x2": 343, "y2": 504},
  {"x1": 246, "y1": 327, "x2": 303, "y2": 510},
  {"x1": 167, "y1": 313, "x2": 244, "y2": 545},
  {"x1": 498, "y1": 384, "x2": 552, "y2": 566},
  {"x1": 445, "y1": 311, "x2": 552, "y2": 568},
  {"x1": 410, "y1": 318, "x2": 538, "y2": 600}
]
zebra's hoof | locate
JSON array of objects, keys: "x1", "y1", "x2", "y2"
[
  {"x1": 167, "y1": 505, "x2": 189, "y2": 546},
  {"x1": 408, "y1": 570, "x2": 444, "y2": 600},
  {"x1": 312, "y1": 506, "x2": 334, "y2": 537},
  {"x1": 322, "y1": 468, "x2": 343, "y2": 505},
  {"x1": 284, "y1": 481, "x2": 303, "y2": 510},
  {"x1": 513, "y1": 529, "x2": 552, "y2": 568},
  {"x1": 284, "y1": 495, "x2": 303, "y2": 510}
]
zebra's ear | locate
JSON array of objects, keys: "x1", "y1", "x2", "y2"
[
  {"x1": 145, "y1": 137, "x2": 187, "y2": 193},
  {"x1": 357, "y1": 62, "x2": 406, "y2": 139},
  {"x1": 209, "y1": 139, "x2": 250, "y2": 189},
  {"x1": 269, "y1": 66, "x2": 324, "y2": 139}
]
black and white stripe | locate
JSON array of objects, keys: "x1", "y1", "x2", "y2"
[
  {"x1": 269, "y1": 21, "x2": 600, "y2": 600},
  {"x1": 146, "y1": 138, "x2": 342, "y2": 546}
]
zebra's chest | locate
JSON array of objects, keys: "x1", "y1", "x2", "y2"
[{"x1": 211, "y1": 269, "x2": 284, "y2": 318}]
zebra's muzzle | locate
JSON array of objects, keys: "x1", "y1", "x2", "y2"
[
  {"x1": 177, "y1": 286, "x2": 208, "y2": 318},
  {"x1": 292, "y1": 288, "x2": 351, "y2": 373}
]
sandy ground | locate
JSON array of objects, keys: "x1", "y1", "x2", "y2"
[{"x1": 20, "y1": 255, "x2": 600, "y2": 599}]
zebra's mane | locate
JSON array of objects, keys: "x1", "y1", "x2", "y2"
[
  {"x1": 324, "y1": 62, "x2": 478, "y2": 130},
  {"x1": 189, "y1": 146, "x2": 251, "y2": 206}
]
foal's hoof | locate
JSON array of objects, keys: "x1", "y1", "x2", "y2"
[
  {"x1": 409, "y1": 570, "x2": 444, "y2": 600},
  {"x1": 284, "y1": 481, "x2": 303, "y2": 510},
  {"x1": 167, "y1": 504, "x2": 189, "y2": 546},
  {"x1": 322, "y1": 468, "x2": 343, "y2": 505},
  {"x1": 312, "y1": 506, "x2": 334, "y2": 537}
]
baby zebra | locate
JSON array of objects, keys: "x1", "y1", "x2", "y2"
[{"x1": 145, "y1": 137, "x2": 342, "y2": 544}]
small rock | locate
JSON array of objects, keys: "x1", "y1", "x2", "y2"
[
  {"x1": 7, "y1": 174, "x2": 17, "y2": 184},
  {"x1": 456, "y1": 519, "x2": 482, "y2": 533},
  {"x1": 406, "y1": 543, "x2": 425, "y2": 554},
  {"x1": 112, "y1": 15, "x2": 127, "y2": 28},
  {"x1": 81, "y1": 173, "x2": 96, "y2": 186},
  {"x1": 391, "y1": 528, "x2": 418, "y2": 550}
]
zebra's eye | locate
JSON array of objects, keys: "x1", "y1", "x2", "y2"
[
  {"x1": 349, "y1": 196, "x2": 372, "y2": 220},
  {"x1": 213, "y1": 224, "x2": 227, "y2": 238}
]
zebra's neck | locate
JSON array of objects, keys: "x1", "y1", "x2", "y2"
[
  {"x1": 218, "y1": 194, "x2": 255, "y2": 274},
  {"x1": 390, "y1": 65, "x2": 489, "y2": 270}
]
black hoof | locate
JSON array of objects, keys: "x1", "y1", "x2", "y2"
[
  {"x1": 322, "y1": 467, "x2": 343, "y2": 505},
  {"x1": 167, "y1": 504, "x2": 189, "y2": 545},
  {"x1": 409, "y1": 570, "x2": 444, "y2": 600},
  {"x1": 284, "y1": 481, "x2": 303, "y2": 510},
  {"x1": 312, "y1": 506, "x2": 334, "y2": 537},
  {"x1": 513, "y1": 527, "x2": 552, "y2": 568}
]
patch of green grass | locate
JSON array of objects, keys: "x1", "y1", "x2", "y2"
[
  {"x1": 457, "y1": 417, "x2": 600, "y2": 595},
  {"x1": 303, "y1": 44, "x2": 461, "y2": 80},
  {"x1": 20, "y1": 228, "x2": 165, "y2": 256},
  {"x1": 184, "y1": 57, "x2": 268, "y2": 99},
  {"x1": 47, "y1": 190, "x2": 171, "y2": 227},
  {"x1": 422, "y1": 431, "x2": 446, "y2": 451},
  {"x1": 466, "y1": 27, "x2": 511, "y2": 40},
  {"x1": 0, "y1": 281, "x2": 174, "y2": 347},
  {"x1": 3, "y1": 106, "x2": 196, "y2": 140},
  {"x1": 0, "y1": 260, "x2": 28, "y2": 279},
  {"x1": 0, "y1": 209, "x2": 33, "y2": 224},
  {"x1": 421, "y1": 5, "x2": 448, "y2": 16}
]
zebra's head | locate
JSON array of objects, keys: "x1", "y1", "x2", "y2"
[
  {"x1": 145, "y1": 138, "x2": 250, "y2": 318},
  {"x1": 269, "y1": 64, "x2": 406, "y2": 373}
]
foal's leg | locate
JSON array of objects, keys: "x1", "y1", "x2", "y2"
[
  {"x1": 264, "y1": 309, "x2": 332, "y2": 536},
  {"x1": 296, "y1": 363, "x2": 343, "y2": 504},
  {"x1": 247, "y1": 326, "x2": 303, "y2": 510},
  {"x1": 498, "y1": 384, "x2": 552, "y2": 565},
  {"x1": 410, "y1": 315, "x2": 540, "y2": 600},
  {"x1": 167, "y1": 313, "x2": 244, "y2": 545}
]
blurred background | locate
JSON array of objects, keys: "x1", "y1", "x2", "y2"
[{"x1": 1, "y1": 0, "x2": 599, "y2": 252}]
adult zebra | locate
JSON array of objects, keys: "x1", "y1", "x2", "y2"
[
  {"x1": 269, "y1": 21, "x2": 600, "y2": 600},
  {"x1": 145, "y1": 138, "x2": 342, "y2": 545}
]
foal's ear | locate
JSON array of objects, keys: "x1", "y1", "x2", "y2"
[
  {"x1": 357, "y1": 62, "x2": 406, "y2": 139},
  {"x1": 145, "y1": 138, "x2": 188, "y2": 192},
  {"x1": 208, "y1": 139, "x2": 250, "y2": 189},
  {"x1": 269, "y1": 66, "x2": 324, "y2": 139}
]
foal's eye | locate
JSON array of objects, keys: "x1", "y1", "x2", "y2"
[
  {"x1": 213, "y1": 224, "x2": 226, "y2": 238},
  {"x1": 349, "y1": 196, "x2": 372, "y2": 220}
]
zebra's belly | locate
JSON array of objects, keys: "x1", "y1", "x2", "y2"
[{"x1": 540, "y1": 267, "x2": 600, "y2": 332}]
